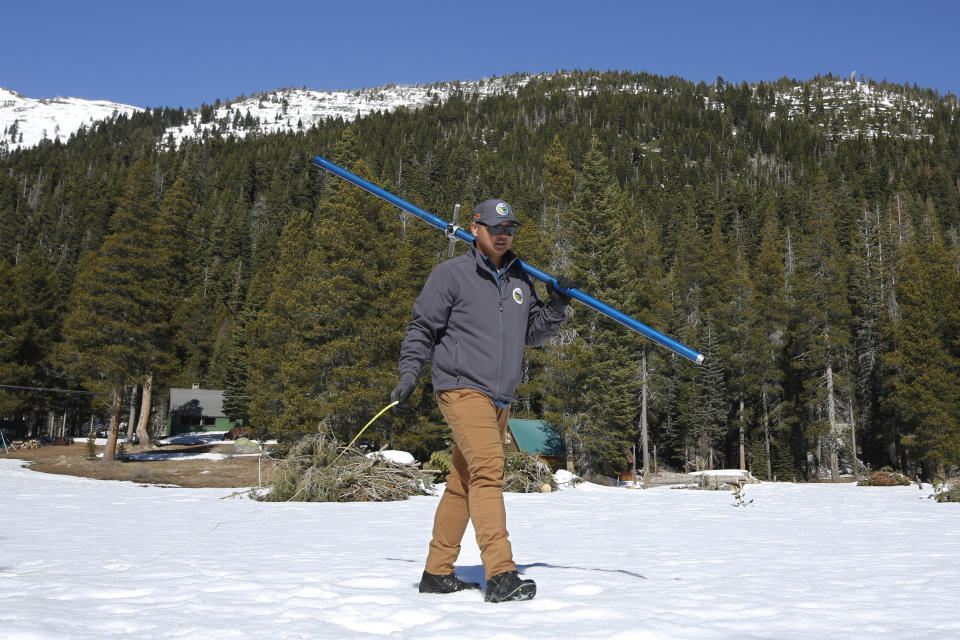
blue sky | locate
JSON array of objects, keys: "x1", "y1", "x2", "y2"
[{"x1": 3, "y1": 0, "x2": 957, "y2": 108}]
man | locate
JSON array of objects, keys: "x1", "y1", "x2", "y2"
[{"x1": 390, "y1": 198, "x2": 573, "y2": 603}]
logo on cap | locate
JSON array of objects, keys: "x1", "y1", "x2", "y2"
[{"x1": 496, "y1": 202, "x2": 510, "y2": 216}]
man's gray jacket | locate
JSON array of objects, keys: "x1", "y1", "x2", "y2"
[{"x1": 398, "y1": 245, "x2": 566, "y2": 405}]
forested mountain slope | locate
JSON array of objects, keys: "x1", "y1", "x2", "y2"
[{"x1": 2, "y1": 70, "x2": 958, "y2": 481}]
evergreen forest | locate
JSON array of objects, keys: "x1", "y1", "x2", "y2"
[{"x1": 2, "y1": 70, "x2": 959, "y2": 482}]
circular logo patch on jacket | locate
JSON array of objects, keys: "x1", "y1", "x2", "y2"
[{"x1": 512, "y1": 287, "x2": 523, "y2": 304}]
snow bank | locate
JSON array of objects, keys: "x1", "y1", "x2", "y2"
[
  {"x1": 157, "y1": 432, "x2": 229, "y2": 445},
  {"x1": 119, "y1": 451, "x2": 232, "y2": 462},
  {"x1": 365, "y1": 449, "x2": 416, "y2": 465},
  {"x1": 2, "y1": 458, "x2": 958, "y2": 639},
  {"x1": 689, "y1": 468, "x2": 751, "y2": 477},
  {"x1": 553, "y1": 469, "x2": 579, "y2": 487}
]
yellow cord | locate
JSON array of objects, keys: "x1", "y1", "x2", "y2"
[{"x1": 329, "y1": 400, "x2": 398, "y2": 466}]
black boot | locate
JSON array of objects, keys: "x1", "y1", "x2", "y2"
[
  {"x1": 484, "y1": 570, "x2": 537, "y2": 603},
  {"x1": 418, "y1": 571, "x2": 482, "y2": 594}
]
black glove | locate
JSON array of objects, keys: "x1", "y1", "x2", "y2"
[
  {"x1": 390, "y1": 373, "x2": 417, "y2": 414},
  {"x1": 547, "y1": 275, "x2": 576, "y2": 309}
]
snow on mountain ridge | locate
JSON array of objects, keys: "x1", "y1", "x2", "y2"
[
  {"x1": 159, "y1": 76, "x2": 537, "y2": 147},
  {"x1": 1, "y1": 87, "x2": 142, "y2": 152},
  {"x1": 2, "y1": 73, "x2": 948, "y2": 153},
  {"x1": 1, "y1": 77, "x2": 535, "y2": 152},
  {"x1": 774, "y1": 77, "x2": 938, "y2": 140}
]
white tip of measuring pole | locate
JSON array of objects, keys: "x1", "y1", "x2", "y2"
[{"x1": 696, "y1": 354, "x2": 706, "y2": 365}]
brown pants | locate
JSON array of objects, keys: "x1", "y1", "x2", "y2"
[{"x1": 424, "y1": 389, "x2": 516, "y2": 581}]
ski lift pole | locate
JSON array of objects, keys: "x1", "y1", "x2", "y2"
[{"x1": 311, "y1": 155, "x2": 704, "y2": 365}]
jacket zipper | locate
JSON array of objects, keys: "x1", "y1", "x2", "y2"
[
  {"x1": 484, "y1": 251, "x2": 515, "y2": 402},
  {"x1": 497, "y1": 296, "x2": 503, "y2": 399}
]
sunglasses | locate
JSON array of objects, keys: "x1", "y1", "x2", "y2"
[{"x1": 479, "y1": 224, "x2": 517, "y2": 236}]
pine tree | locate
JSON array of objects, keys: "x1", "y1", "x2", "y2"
[
  {"x1": 57, "y1": 158, "x2": 166, "y2": 461},
  {"x1": 292, "y1": 157, "x2": 408, "y2": 443},
  {"x1": 723, "y1": 220, "x2": 760, "y2": 471},
  {"x1": 871, "y1": 191, "x2": 917, "y2": 469},
  {"x1": 222, "y1": 308, "x2": 251, "y2": 424},
  {"x1": 665, "y1": 190, "x2": 709, "y2": 470},
  {"x1": 128, "y1": 175, "x2": 194, "y2": 446},
  {"x1": 669, "y1": 191, "x2": 707, "y2": 323},
  {"x1": 569, "y1": 135, "x2": 611, "y2": 301},
  {"x1": 579, "y1": 183, "x2": 641, "y2": 477},
  {"x1": 0, "y1": 250, "x2": 62, "y2": 420},
  {"x1": 621, "y1": 192, "x2": 671, "y2": 478},
  {"x1": 750, "y1": 203, "x2": 789, "y2": 479},
  {"x1": 526, "y1": 134, "x2": 591, "y2": 473},
  {"x1": 883, "y1": 207, "x2": 960, "y2": 476},
  {"x1": 789, "y1": 172, "x2": 852, "y2": 481},
  {"x1": 689, "y1": 318, "x2": 727, "y2": 469},
  {"x1": 541, "y1": 133, "x2": 575, "y2": 272},
  {"x1": 245, "y1": 211, "x2": 315, "y2": 439},
  {"x1": 0, "y1": 171, "x2": 24, "y2": 264},
  {"x1": 563, "y1": 136, "x2": 637, "y2": 476},
  {"x1": 246, "y1": 150, "x2": 409, "y2": 444}
]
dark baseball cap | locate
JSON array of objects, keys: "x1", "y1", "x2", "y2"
[{"x1": 473, "y1": 198, "x2": 521, "y2": 226}]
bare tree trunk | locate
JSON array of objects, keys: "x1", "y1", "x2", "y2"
[
  {"x1": 640, "y1": 349, "x2": 650, "y2": 479},
  {"x1": 103, "y1": 386, "x2": 124, "y2": 464},
  {"x1": 152, "y1": 394, "x2": 168, "y2": 440},
  {"x1": 126, "y1": 384, "x2": 139, "y2": 442},
  {"x1": 827, "y1": 364, "x2": 840, "y2": 482},
  {"x1": 136, "y1": 372, "x2": 154, "y2": 450},
  {"x1": 762, "y1": 389, "x2": 773, "y2": 481},
  {"x1": 849, "y1": 392, "x2": 858, "y2": 478},
  {"x1": 806, "y1": 450, "x2": 817, "y2": 482},
  {"x1": 738, "y1": 395, "x2": 746, "y2": 470}
]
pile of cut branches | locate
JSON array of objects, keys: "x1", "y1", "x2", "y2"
[
  {"x1": 857, "y1": 468, "x2": 912, "y2": 487},
  {"x1": 504, "y1": 450, "x2": 557, "y2": 493},
  {"x1": 256, "y1": 433, "x2": 433, "y2": 502},
  {"x1": 934, "y1": 480, "x2": 960, "y2": 503}
]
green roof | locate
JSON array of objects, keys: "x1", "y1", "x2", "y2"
[{"x1": 507, "y1": 419, "x2": 565, "y2": 456}]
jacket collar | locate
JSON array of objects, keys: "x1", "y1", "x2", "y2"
[{"x1": 469, "y1": 243, "x2": 517, "y2": 277}]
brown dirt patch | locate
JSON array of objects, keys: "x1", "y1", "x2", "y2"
[{"x1": 3, "y1": 441, "x2": 277, "y2": 488}]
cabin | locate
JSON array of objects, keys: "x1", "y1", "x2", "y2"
[
  {"x1": 503, "y1": 418, "x2": 565, "y2": 470},
  {"x1": 166, "y1": 387, "x2": 244, "y2": 436}
]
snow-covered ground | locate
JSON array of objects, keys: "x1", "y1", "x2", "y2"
[{"x1": 1, "y1": 457, "x2": 957, "y2": 639}]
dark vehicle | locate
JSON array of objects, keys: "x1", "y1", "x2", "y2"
[{"x1": 80, "y1": 423, "x2": 108, "y2": 438}]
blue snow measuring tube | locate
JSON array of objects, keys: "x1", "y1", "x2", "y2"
[{"x1": 312, "y1": 155, "x2": 705, "y2": 365}]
